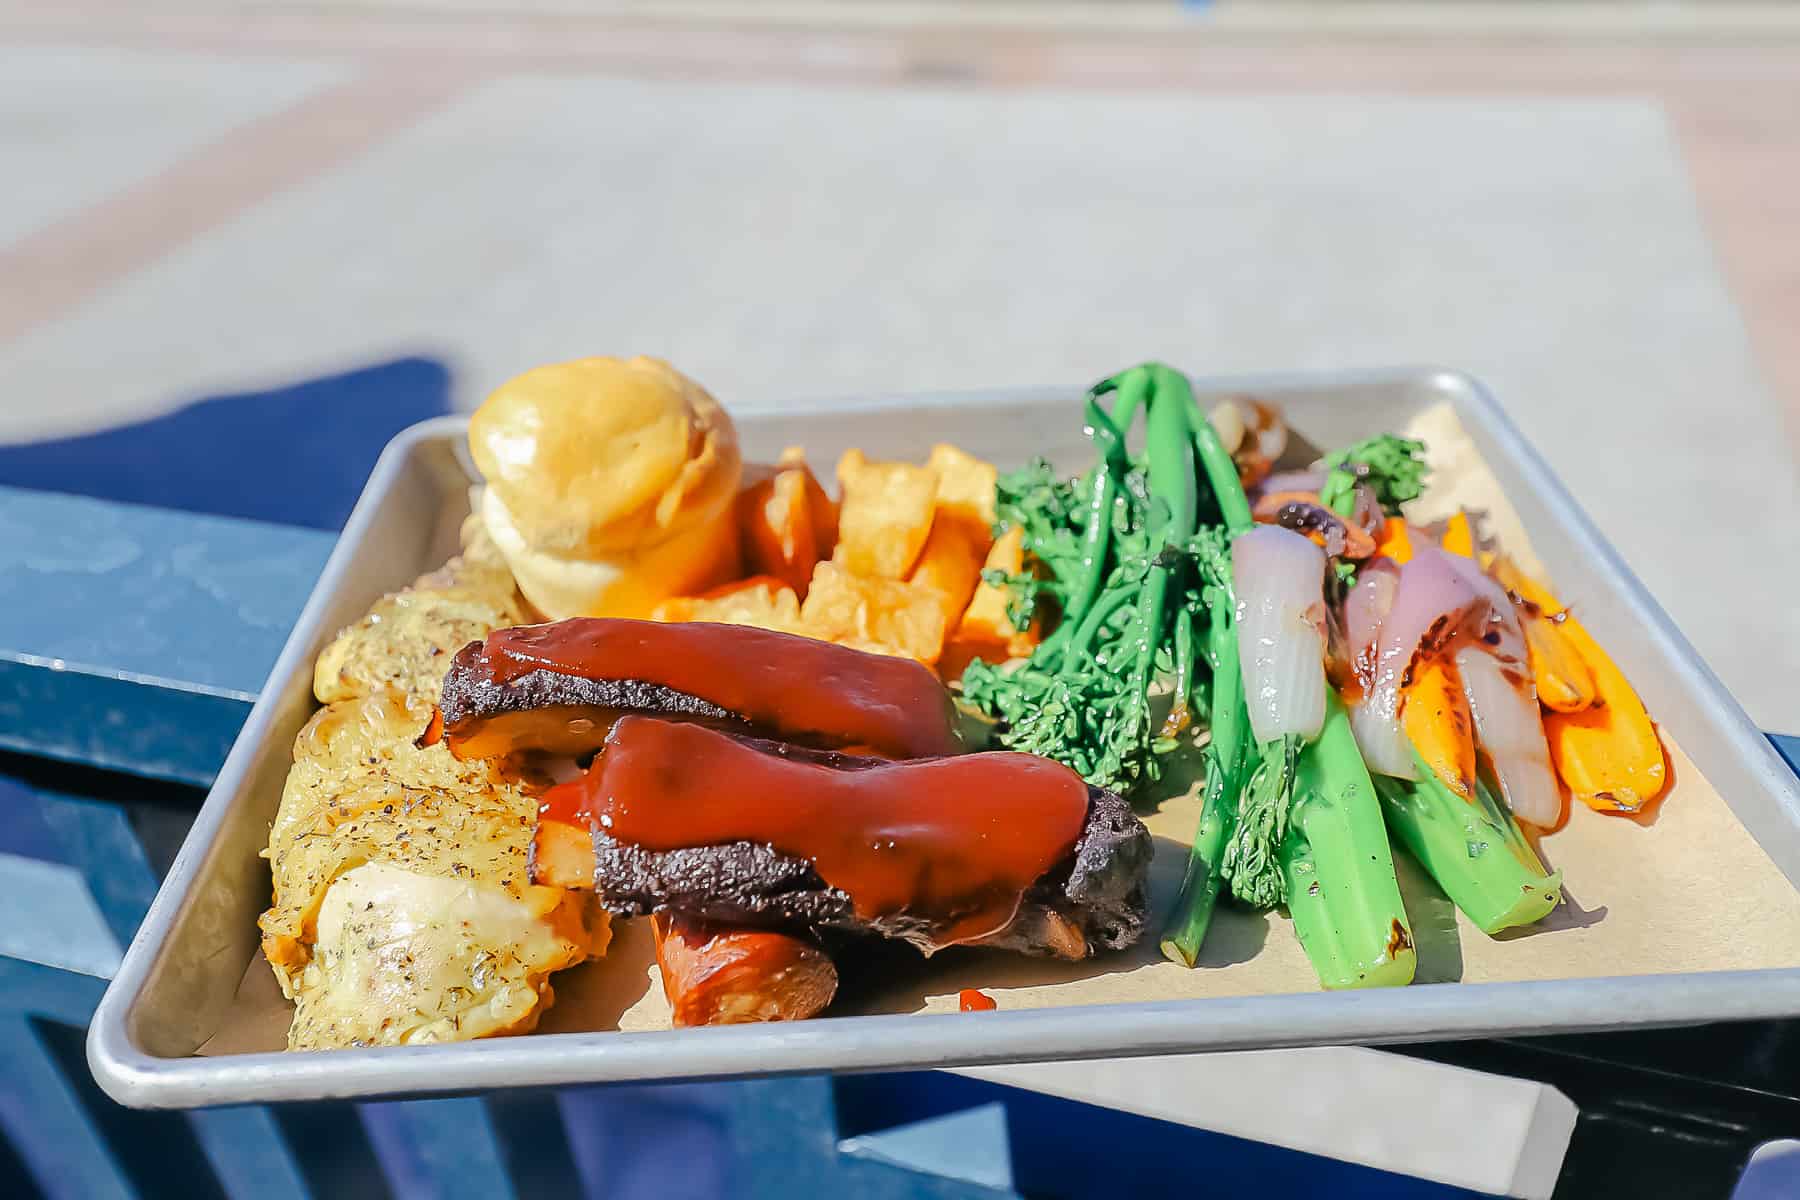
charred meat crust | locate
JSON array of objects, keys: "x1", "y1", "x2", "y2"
[
  {"x1": 591, "y1": 786, "x2": 1152, "y2": 959},
  {"x1": 597, "y1": 838, "x2": 857, "y2": 929},
  {"x1": 439, "y1": 644, "x2": 741, "y2": 733},
  {"x1": 1048, "y1": 788, "x2": 1155, "y2": 950}
]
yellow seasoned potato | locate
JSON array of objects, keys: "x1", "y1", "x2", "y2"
[
  {"x1": 834, "y1": 449, "x2": 938, "y2": 579},
  {"x1": 907, "y1": 514, "x2": 985, "y2": 632},
  {"x1": 263, "y1": 688, "x2": 608, "y2": 1048},
  {"x1": 908, "y1": 442, "x2": 997, "y2": 629},
  {"x1": 925, "y1": 443, "x2": 998, "y2": 538},
  {"x1": 652, "y1": 576, "x2": 808, "y2": 635},
  {"x1": 312, "y1": 521, "x2": 524, "y2": 704},
  {"x1": 799, "y1": 560, "x2": 948, "y2": 664},
  {"x1": 739, "y1": 448, "x2": 837, "y2": 597}
]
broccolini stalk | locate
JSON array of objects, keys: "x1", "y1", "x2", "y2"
[
  {"x1": 1188, "y1": 404, "x2": 1255, "y2": 536},
  {"x1": 1160, "y1": 533, "x2": 1250, "y2": 965},
  {"x1": 1159, "y1": 406, "x2": 1261, "y2": 964},
  {"x1": 1225, "y1": 733, "x2": 1301, "y2": 908},
  {"x1": 1375, "y1": 753, "x2": 1563, "y2": 935},
  {"x1": 1049, "y1": 391, "x2": 1137, "y2": 656},
  {"x1": 1281, "y1": 693, "x2": 1418, "y2": 989},
  {"x1": 1088, "y1": 364, "x2": 1200, "y2": 787},
  {"x1": 1161, "y1": 607, "x2": 1197, "y2": 739},
  {"x1": 1119, "y1": 365, "x2": 1200, "y2": 695}
]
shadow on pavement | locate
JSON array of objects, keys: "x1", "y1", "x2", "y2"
[{"x1": 0, "y1": 357, "x2": 451, "y2": 530}]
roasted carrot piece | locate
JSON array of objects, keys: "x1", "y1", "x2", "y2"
[
  {"x1": 1374, "y1": 516, "x2": 1413, "y2": 564},
  {"x1": 1440, "y1": 510, "x2": 1475, "y2": 558},
  {"x1": 1401, "y1": 656, "x2": 1476, "y2": 802},
  {"x1": 1490, "y1": 559, "x2": 1666, "y2": 812},
  {"x1": 739, "y1": 448, "x2": 835, "y2": 597}
]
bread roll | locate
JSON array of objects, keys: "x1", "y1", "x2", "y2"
[{"x1": 469, "y1": 356, "x2": 742, "y2": 618}]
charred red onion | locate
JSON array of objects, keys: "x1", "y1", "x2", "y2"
[
  {"x1": 1440, "y1": 556, "x2": 1564, "y2": 827},
  {"x1": 1232, "y1": 526, "x2": 1329, "y2": 745},
  {"x1": 1341, "y1": 556, "x2": 1400, "y2": 681},
  {"x1": 1455, "y1": 646, "x2": 1563, "y2": 827},
  {"x1": 1348, "y1": 547, "x2": 1486, "y2": 778}
]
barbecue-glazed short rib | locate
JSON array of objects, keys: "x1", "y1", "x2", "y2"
[
  {"x1": 531, "y1": 718, "x2": 1153, "y2": 960},
  {"x1": 437, "y1": 617, "x2": 963, "y2": 765},
  {"x1": 438, "y1": 619, "x2": 1155, "y2": 1025},
  {"x1": 580, "y1": 787, "x2": 1150, "y2": 960}
]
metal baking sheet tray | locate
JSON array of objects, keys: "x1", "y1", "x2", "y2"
[{"x1": 89, "y1": 368, "x2": 1800, "y2": 1107}]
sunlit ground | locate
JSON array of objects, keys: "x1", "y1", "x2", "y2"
[{"x1": 3, "y1": 0, "x2": 1798, "y2": 723}]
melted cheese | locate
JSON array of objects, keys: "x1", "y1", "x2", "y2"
[{"x1": 290, "y1": 861, "x2": 605, "y2": 1048}]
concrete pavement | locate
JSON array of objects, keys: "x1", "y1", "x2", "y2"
[{"x1": 1, "y1": 13, "x2": 1797, "y2": 726}]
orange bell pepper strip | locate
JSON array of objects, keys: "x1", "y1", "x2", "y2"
[
  {"x1": 1490, "y1": 558, "x2": 1666, "y2": 813},
  {"x1": 1401, "y1": 656, "x2": 1476, "y2": 802},
  {"x1": 1520, "y1": 616, "x2": 1598, "y2": 713},
  {"x1": 1488, "y1": 556, "x2": 1597, "y2": 713},
  {"x1": 1373, "y1": 516, "x2": 1413, "y2": 564},
  {"x1": 1440, "y1": 510, "x2": 1476, "y2": 558}
]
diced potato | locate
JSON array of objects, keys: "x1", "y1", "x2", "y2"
[
  {"x1": 652, "y1": 576, "x2": 808, "y2": 636},
  {"x1": 941, "y1": 526, "x2": 1040, "y2": 678},
  {"x1": 906, "y1": 515, "x2": 984, "y2": 631},
  {"x1": 834, "y1": 449, "x2": 938, "y2": 579},
  {"x1": 799, "y1": 560, "x2": 947, "y2": 664},
  {"x1": 925, "y1": 443, "x2": 998, "y2": 539},
  {"x1": 739, "y1": 448, "x2": 836, "y2": 596}
]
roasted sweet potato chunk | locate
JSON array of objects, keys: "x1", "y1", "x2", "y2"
[{"x1": 738, "y1": 449, "x2": 837, "y2": 596}]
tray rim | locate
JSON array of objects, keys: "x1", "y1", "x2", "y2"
[{"x1": 88, "y1": 365, "x2": 1800, "y2": 1108}]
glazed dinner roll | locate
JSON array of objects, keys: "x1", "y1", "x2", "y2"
[{"x1": 469, "y1": 356, "x2": 743, "y2": 619}]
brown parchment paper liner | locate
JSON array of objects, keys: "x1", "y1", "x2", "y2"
[{"x1": 201, "y1": 402, "x2": 1800, "y2": 1053}]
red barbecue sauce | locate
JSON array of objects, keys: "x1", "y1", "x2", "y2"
[
  {"x1": 958, "y1": 989, "x2": 998, "y2": 1012},
  {"x1": 540, "y1": 716, "x2": 1089, "y2": 948},
  {"x1": 455, "y1": 619, "x2": 962, "y2": 760}
]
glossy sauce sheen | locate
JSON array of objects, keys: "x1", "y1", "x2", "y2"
[
  {"x1": 542, "y1": 717, "x2": 1090, "y2": 947},
  {"x1": 468, "y1": 618, "x2": 962, "y2": 759}
]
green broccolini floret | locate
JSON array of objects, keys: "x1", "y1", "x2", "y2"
[
  {"x1": 1319, "y1": 434, "x2": 1429, "y2": 517},
  {"x1": 960, "y1": 365, "x2": 1199, "y2": 793}
]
